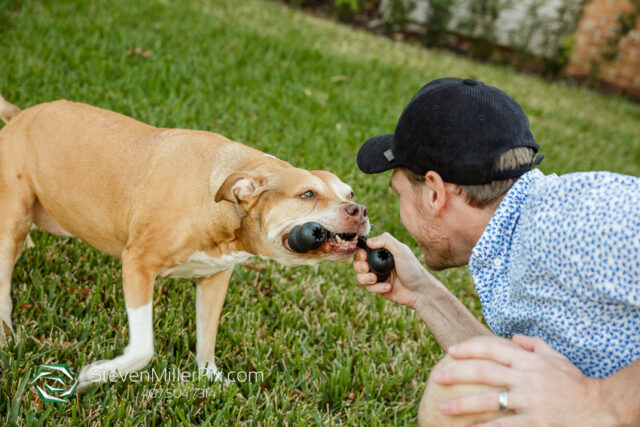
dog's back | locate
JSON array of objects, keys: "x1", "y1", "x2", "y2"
[
  {"x1": 0, "y1": 99, "x2": 165, "y2": 253},
  {"x1": 0, "y1": 97, "x2": 253, "y2": 256}
]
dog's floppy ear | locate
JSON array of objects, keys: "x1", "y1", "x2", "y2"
[{"x1": 214, "y1": 172, "x2": 268, "y2": 205}]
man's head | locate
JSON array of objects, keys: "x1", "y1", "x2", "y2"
[{"x1": 358, "y1": 78, "x2": 542, "y2": 270}]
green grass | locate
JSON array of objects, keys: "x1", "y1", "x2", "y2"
[{"x1": 0, "y1": 0, "x2": 639, "y2": 424}]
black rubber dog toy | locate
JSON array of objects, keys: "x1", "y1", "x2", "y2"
[
  {"x1": 287, "y1": 223, "x2": 395, "y2": 283},
  {"x1": 356, "y1": 236, "x2": 395, "y2": 283},
  {"x1": 287, "y1": 222, "x2": 327, "y2": 252}
]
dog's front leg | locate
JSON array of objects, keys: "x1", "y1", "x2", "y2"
[
  {"x1": 196, "y1": 270, "x2": 232, "y2": 382},
  {"x1": 78, "y1": 251, "x2": 157, "y2": 390}
]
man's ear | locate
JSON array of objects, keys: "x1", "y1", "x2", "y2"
[
  {"x1": 424, "y1": 171, "x2": 448, "y2": 216},
  {"x1": 214, "y1": 172, "x2": 268, "y2": 205}
]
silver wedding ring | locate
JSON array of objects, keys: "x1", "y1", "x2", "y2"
[{"x1": 498, "y1": 391, "x2": 509, "y2": 411}]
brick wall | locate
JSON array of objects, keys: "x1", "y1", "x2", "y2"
[{"x1": 566, "y1": 0, "x2": 640, "y2": 98}]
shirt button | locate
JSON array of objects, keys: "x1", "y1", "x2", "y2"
[{"x1": 493, "y1": 258, "x2": 502, "y2": 267}]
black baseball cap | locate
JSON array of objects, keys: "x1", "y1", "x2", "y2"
[{"x1": 357, "y1": 78, "x2": 543, "y2": 185}]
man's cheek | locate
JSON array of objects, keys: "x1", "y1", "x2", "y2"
[
  {"x1": 398, "y1": 202, "x2": 413, "y2": 233},
  {"x1": 398, "y1": 202, "x2": 406, "y2": 225}
]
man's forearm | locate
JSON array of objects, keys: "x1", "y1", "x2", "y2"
[
  {"x1": 413, "y1": 269, "x2": 491, "y2": 350},
  {"x1": 599, "y1": 357, "x2": 640, "y2": 425}
]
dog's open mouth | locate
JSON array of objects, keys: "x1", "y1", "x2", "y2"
[
  {"x1": 318, "y1": 231, "x2": 359, "y2": 254},
  {"x1": 282, "y1": 230, "x2": 359, "y2": 255}
]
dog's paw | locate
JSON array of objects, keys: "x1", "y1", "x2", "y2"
[
  {"x1": 77, "y1": 359, "x2": 111, "y2": 391},
  {"x1": 77, "y1": 350, "x2": 154, "y2": 391}
]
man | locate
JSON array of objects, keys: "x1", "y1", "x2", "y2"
[{"x1": 353, "y1": 78, "x2": 640, "y2": 426}]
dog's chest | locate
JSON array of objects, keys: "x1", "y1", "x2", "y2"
[{"x1": 160, "y1": 251, "x2": 254, "y2": 278}]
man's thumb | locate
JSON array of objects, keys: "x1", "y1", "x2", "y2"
[{"x1": 367, "y1": 232, "x2": 397, "y2": 251}]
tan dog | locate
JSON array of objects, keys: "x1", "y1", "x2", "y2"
[{"x1": 0, "y1": 95, "x2": 369, "y2": 389}]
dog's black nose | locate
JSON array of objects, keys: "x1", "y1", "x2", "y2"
[{"x1": 345, "y1": 203, "x2": 367, "y2": 219}]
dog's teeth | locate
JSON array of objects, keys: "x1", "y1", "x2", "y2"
[{"x1": 335, "y1": 234, "x2": 343, "y2": 243}]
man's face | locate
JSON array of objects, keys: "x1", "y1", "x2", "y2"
[{"x1": 389, "y1": 169, "x2": 456, "y2": 271}]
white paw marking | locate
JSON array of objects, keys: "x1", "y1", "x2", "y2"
[
  {"x1": 77, "y1": 349, "x2": 154, "y2": 389},
  {"x1": 77, "y1": 303, "x2": 154, "y2": 390}
]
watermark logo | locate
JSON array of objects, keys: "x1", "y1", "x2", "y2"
[
  {"x1": 87, "y1": 367, "x2": 264, "y2": 384},
  {"x1": 31, "y1": 364, "x2": 78, "y2": 403}
]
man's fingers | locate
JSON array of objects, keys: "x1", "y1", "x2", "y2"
[
  {"x1": 366, "y1": 232, "x2": 400, "y2": 251},
  {"x1": 433, "y1": 360, "x2": 520, "y2": 387},
  {"x1": 442, "y1": 390, "x2": 531, "y2": 420},
  {"x1": 353, "y1": 260, "x2": 370, "y2": 274},
  {"x1": 441, "y1": 390, "x2": 525, "y2": 415},
  {"x1": 367, "y1": 233, "x2": 415, "y2": 265},
  {"x1": 364, "y1": 283, "x2": 392, "y2": 294},
  {"x1": 357, "y1": 272, "x2": 378, "y2": 285},
  {"x1": 511, "y1": 335, "x2": 567, "y2": 360},
  {"x1": 511, "y1": 334, "x2": 537, "y2": 352},
  {"x1": 441, "y1": 391, "x2": 500, "y2": 415},
  {"x1": 449, "y1": 336, "x2": 533, "y2": 367},
  {"x1": 354, "y1": 248, "x2": 367, "y2": 261}
]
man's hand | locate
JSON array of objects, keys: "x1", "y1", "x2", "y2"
[
  {"x1": 353, "y1": 232, "x2": 428, "y2": 309},
  {"x1": 352, "y1": 232, "x2": 491, "y2": 349},
  {"x1": 433, "y1": 335, "x2": 622, "y2": 427}
]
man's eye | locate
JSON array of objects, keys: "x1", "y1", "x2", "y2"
[{"x1": 300, "y1": 190, "x2": 314, "y2": 199}]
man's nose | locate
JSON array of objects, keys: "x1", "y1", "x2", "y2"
[{"x1": 344, "y1": 203, "x2": 368, "y2": 220}]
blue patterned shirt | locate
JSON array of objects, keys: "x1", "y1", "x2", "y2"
[{"x1": 468, "y1": 169, "x2": 640, "y2": 378}]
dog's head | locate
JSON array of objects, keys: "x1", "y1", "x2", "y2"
[{"x1": 214, "y1": 167, "x2": 370, "y2": 265}]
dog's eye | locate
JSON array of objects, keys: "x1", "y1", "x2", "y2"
[
  {"x1": 348, "y1": 191, "x2": 354, "y2": 200},
  {"x1": 300, "y1": 190, "x2": 315, "y2": 199}
]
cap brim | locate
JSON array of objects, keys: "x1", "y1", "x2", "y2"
[{"x1": 357, "y1": 134, "x2": 399, "y2": 174}]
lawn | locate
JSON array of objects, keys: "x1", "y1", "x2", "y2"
[{"x1": 1, "y1": 0, "x2": 639, "y2": 424}]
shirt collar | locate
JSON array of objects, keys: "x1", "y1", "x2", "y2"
[{"x1": 470, "y1": 169, "x2": 545, "y2": 264}]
